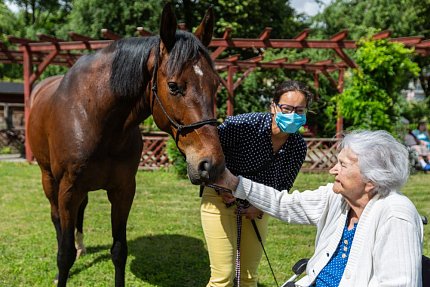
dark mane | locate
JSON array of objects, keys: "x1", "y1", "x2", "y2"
[
  {"x1": 167, "y1": 31, "x2": 214, "y2": 76},
  {"x1": 109, "y1": 31, "x2": 214, "y2": 99},
  {"x1": 109, "y1": 36, "x2": 158, "y2": 99}
]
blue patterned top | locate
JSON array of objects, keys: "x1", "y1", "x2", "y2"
[
  {"x1": 314, "y1": 220, "x2": 358, "y2": 286},
  {"x1": 218, "y1": 112, "x2": 307, "y2": 190}
]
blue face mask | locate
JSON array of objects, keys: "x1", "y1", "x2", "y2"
[{"x1": 275, "y1": 112, "x2": 307, "y2": 134}]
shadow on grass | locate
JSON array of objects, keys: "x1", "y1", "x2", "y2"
[
  {"x1": 69, "y1": 245, "x2": 111, "y2": 277},
  {"x1": 128, "y1": 234, "x2": 210, "y2": 286}
]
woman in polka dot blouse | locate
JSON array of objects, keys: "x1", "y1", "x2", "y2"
[
  {"x1": 215, "y1": 130, "x2": 423, "y2": 287},
  {"x1": 201, "y1": 80, "x2": 313, "y2": 287}
]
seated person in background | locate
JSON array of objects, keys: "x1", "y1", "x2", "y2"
[
  {"x1": 413, "y1": 119, "x2": 430, "y2": 150},
  {"x1": 404, "y1": 129, "x2": 430, "y2": 171},
  {"x1": 214, "y1": 130, "x2": 423, "y2": 287}
]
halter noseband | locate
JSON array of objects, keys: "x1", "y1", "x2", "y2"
[{"x1": 150, "y1": 41, "x2": 218, "y2": 151}]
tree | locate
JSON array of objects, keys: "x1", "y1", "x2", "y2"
[
  {"x1": 313, "y1": 0, "x2": 430, "y2": 105},
  {"x1": 172, "y1": 0, "x2": 302, "y2": 38},
  {"x1": 63, "y1": 0, "x2": 163, "y2": 38},
  {"x1": 338, "y1": 38, "x2": 420, "y2": 133},
  {"x1": 7, "y1": 0, "x2": 71, "y2": 33},
  {"x1": 0, "y1": 2, "x2": 22, "y2": 80}
]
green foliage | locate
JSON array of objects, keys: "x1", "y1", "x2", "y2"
[
  {"x1": 171, "y1": 0, "x2": 302, "y2": 39},
  {"x1": 313, "y1": 0, "x2": 430, "y2": 40},
  {"x1": 165, "y1": 138, "x2": 187, "y2": 178},
  {"x1": 338, "y1": 39, "x2": 420, "y2": 133},
  {"x1": 313, "y1": 0, "x2": 430, "y2": 104},
  {"x1": 0, "y1": 146, "x2": 12, "y2": 154},
  {"x1": 140, "y1": 116, "x2": 160, "y2": 132},
  {"x1": 62, "y1": 0, "x2": 163, "y2": 38},
  {"x1": 402, "y1": 98, "x2": 430, "y2": 125}
]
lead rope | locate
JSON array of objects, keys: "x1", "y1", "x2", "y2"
[
  {"x1": 251, "y1": 220, "x2": 279, "y2": 287},
  {"x1": 235, "y1": 205, "x2": 243, "y2": 287},
  {"x1": 207, "y1": 184, "x2": 279, "y2": 287}
]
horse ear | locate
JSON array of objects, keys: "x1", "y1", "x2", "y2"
[
  {"x1": 160, "y1": 3, "x2": 177, "y2": 51},
  {"x1": 194, "y1": 6, "x2": 214, "y2": 47}
]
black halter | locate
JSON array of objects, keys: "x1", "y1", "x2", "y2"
[{"x1": 150, "y1": 41, "x2": 218, "y2": 151}]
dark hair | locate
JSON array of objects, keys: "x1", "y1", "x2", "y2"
[{"x1": 273, "y1": 80, "x2": 313, "y2": 107}]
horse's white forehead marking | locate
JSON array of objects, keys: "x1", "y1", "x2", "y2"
[{"x1": 193, "y1": 64, "x2": 204, "y2": 77}]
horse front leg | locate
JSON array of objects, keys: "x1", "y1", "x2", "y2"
[
  {"x1": 75, "y1": 195, "x2": 88, "y2": 258},
  {"x1": 107, "y1": 179, "x2": 136, "y2": 287}
]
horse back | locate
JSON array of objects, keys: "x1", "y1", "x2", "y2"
[{"x1": 28, "y1": 53, "x2": 143, "y2": 187}]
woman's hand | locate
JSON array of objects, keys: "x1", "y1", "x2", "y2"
[
  {"x1": 220, "y1": 191, "x2": 235, "y2": 205},
  {"x1": 240, "y1": 205, "x2": 264, "y2": 220}
]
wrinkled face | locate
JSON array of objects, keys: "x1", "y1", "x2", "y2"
[
  {"x1": 329, "y1": 148, "x2": 368, "y2": 201},
  {"x1": 153, "y1": 52, "x2": 225, "y2": 184}
]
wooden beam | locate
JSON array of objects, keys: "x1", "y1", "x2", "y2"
[
  {"x1": 233, "y1": 67, "x2": 255, "y2": 90},
  {"x1": 314, "y1": 59, "x2": 333, "y2": 66},
  {"x1": 225, "y1": 54, "x2": 240, "y2": 62},
  {"x1": 0, "y1": 42, "x2": 17, "y2": 62},
  {"x1": 29, "y1": 50, "x2": 59, "y2": 84},
  {"x1": 101, "y1": 29, "x2": 122, "y2": 40},
  {"x1": 292, "y1": 58, "x2": 310, "y2": 65},
  {"x1": 330, "y1": 30, "x2": 348, "y2": 42},
  {"x1": 390, "y1": 36, "x2": 424, "y2": 45},
  {"x1": 333, "y1": 47, "x2": 357, "y2": 68},
  {"x1": 7, "y1": 36, "x2": 37, "y2": 45},
  {"x1": 372, "y1": 30, "x2": 391, "y2": 40},
  {"x1": 269, "y1": 57, "x2": 288, "y2": 64},
  {"x1": 258, "y1": 27, "x2": 272, "y2": 40},
  {"x1": 17, "y1": 40, "x2": 112, "y2": 52},
  {"x1": 68, "y1": 32, "x2": 94, "y2": 42},
  {"x1": 294, "y1": 29, "x2": 311, "y2": 41},
  {"x1": 136, "y1": 27, "x2": 153, "y2": 37},
  {"x1": 37, "y1": 33, "x2": 65, "y2": 43},
  {"x1": 209, "y1": 38, "x2": 357, "y2": 49},
  {"x1": 210, "y1": 46, "x2": 227, "y2": 60}
]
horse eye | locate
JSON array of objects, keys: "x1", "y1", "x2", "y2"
[{"x1": 168, "y1": 82, "x2": 180, "y2": 95}]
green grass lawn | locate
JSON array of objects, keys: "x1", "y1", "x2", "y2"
[{"x1": 0, "y1": 162, "x2": 429, "y2": 286}]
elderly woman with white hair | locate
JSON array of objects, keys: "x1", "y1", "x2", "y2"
[{"x1": 214, "y1": 130, "x2": 423, "y2": 287}]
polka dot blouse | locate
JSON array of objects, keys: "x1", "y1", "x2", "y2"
[
  {"x1": 314, "y1": 221, "x2": 358, "y2": 287},
  {"x1": 218, "y1": 112, "x2": 307, "y2": 191}
]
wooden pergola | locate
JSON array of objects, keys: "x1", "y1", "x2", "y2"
[{"x1": 1, "y1": 27, "x2": 430, "y2": 162}]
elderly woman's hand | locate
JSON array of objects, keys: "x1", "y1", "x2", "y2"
[
  {"x1": 213, "y1": 168, "x2": 239, "y2": 205},
  {"x1": 214, "y1": 168, "x2": 239, "y2": 192}
]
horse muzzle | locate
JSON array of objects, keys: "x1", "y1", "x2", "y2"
[{"x1": 187, "y1": 157, "x2": 225, "y2": 185}]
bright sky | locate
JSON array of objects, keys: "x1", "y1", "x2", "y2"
[
  {"x1": 290, "y1": 0, "x2": 332, "y2": 16},
  {"x1": 5, "y1": 1, "x2": 18, "y2": 13}
]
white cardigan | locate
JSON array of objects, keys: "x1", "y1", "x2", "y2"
[{"x1": 235, "y1": 177, "x2": 423, "y2": 287}]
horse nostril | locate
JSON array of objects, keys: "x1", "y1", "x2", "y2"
[{"x1": 198, "y1": 160, "x2": 212, "y2": 180}]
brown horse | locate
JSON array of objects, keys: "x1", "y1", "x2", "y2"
[{"x1": 28, "y1": 4, "x2": 225, "y2": 287}]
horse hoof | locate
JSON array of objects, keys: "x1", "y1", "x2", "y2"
[
  {"x1": 53, "y1": 273, "x2": 58, "y2": 285},
  {"x1": 76, "y1": 246, "x2": 87, "y2": 258}
]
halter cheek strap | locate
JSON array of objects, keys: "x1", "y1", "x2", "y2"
[{"x1": 150, "y1": 40, "x2": 218, "y2": 152}]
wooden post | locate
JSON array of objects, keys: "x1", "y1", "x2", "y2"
[
  {"x1": 226, "y1": 66, "x2": 236, "y2": 116},
  {"x1": 335, "y1": 69, "x2": 345, "y2": 138},
  {"x1": 23, "y1": 46, "x2": 33, "y2": 162}
]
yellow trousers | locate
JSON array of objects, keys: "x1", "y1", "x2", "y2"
[{"x1": 201, "y1": 187, "x2": 269, "y2": 287}]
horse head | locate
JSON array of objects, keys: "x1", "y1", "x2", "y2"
[{"x1": 151, "y1": 4, "x2": 225, "y2": 184}]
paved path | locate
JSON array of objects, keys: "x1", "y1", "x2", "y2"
[{"x1": 0, "y1": 154, "x2": 26, "y2": 162}]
